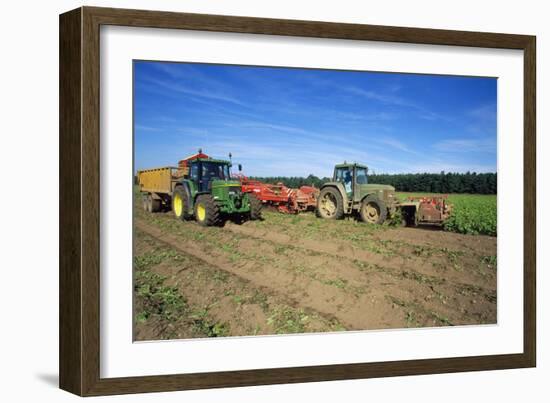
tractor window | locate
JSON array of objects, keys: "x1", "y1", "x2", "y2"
[
  {"x1": 222, "y1": 165, "x2": 230, "y2": 179},
  {"x1": 335, "y1": 167, "x2": 352, "y2": 184},
  {"x1": 335, "y1": 167, "x2": 353, "y2": 195},
  {"x1": 190, "y1": 163, "x2": 199, "y2": 181},
  {"x1": 356, "y1": 168, "x2": 368, "y2": 184},
  {"x1": 201, "y1": 162, "x2": 230, "y2": 181}
]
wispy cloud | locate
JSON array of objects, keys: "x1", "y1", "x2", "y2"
[
  {"x1": 335, "y1": 111, "x2": 397, "y2": 122},
  {"x1": 468, "y1": 103, "x2": 497, "y2": 121},
  {"x1": 377, "y1": 137, "x2": 417, "y2": 154},
  {"x1": 433, "y1": 137, "x2": 496, "y2": 153},
  {"x1": 135, "y1": 124, "x2": 162, "y2": 132},
  {"x1": 465, "y1": 103, "x2": 497, "y2": 135},
  {"x1": 140, "y1": 63, "x2": 250, "y2": 107},
  {"x1": 153, "y1": 63, "x2": 230, "y2": 91},
  {"x1": 343, "y1": 86, "x2": 416, "y2": 108},
  {"x1": 146, "y1": 77, "x2": 246, "y2": 106},
  {"x1": 223, "y1": 121, "x2": 350, "y2": 144},
  {"x1": 236, "y1": 122, "x2": 311, "y2": 135},
  {"x1": 342, "y1": 86, "x2": 448, "y2": 121},
  {"x1": 174, "y1": 127, "x2": 209, "y2": 136}
]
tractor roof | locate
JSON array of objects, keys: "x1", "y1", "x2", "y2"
[
  {"x1": 334, "y1": 162, "x2": 368, "y2": 169},
  {"x1": 192, "y1": 157, "x2": 232, "y2": 165}
]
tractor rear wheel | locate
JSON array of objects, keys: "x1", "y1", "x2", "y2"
[
  {"x1": 360, "y1": 195, "x2": 387, "y2": 224},
  {"x1": 172, "y1": 187, "x2": 191, "y2": 221},
  {"x1": 151, "y1": 198, "x2": 161, "y2": 212},
  {"x1": 316, "y1": 187, "x2": 344, "y2": 220},
  {"x1": 194, "y1": 194, "x2": 221, "y2": 227},
  {"x1": 248, "y1": 194, "x2": 263, "y2": 220}
]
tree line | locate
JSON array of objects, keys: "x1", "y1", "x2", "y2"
[{"x1": 252, "y1": 172, "x2": 497, "y2": 194}]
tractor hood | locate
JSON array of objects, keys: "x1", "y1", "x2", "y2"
[
  {"x1": 359, "y1": 183, "x2": 395, "y2": 192},
  {"x1": 208, "y1": 179, "x2": 251, "y2": 213},
  {"x1": 211, "y1": 179, "x2": 242, "y2": 188},
  {"x1": 359, "y1": 183, "x2": 396, "y2": 205}
]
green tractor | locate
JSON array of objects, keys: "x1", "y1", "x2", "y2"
[
  {"x1": 137, "y1": 154, "x2": 262, "y2": 226},
  {"x1": 316, "y1": 162, "x2": 397, "y2": 224},
  {"x1": 316, "y1": 162, "x2": 452, "y2": 226}
]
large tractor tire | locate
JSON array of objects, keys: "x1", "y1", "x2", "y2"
[
  {"x1": 360, "y1": 195, "x2": 387, "y2": 224},
  {"x1": 248, "y1": 194, "x2": 263, "y2": 220},
  {"x1": 151, "y1": 197, "x2": 161, "y2": 212},
  {"x1": 316, "y1": 187, "x2": 344, "y2": 220},
  {"x1": 172, "y1": 186, "x2": 191, "y2": 221},
  {"x1": 143, "y1": 194, "x2": 160, "y2": 213},
  {"x1": 194, "y1": 194, "x2": 221, "y2": 227}
]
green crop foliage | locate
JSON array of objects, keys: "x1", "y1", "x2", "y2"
[
  {"x1": 134, "y1": 270, "x2": 187, "y2": 323},
  {"x1": 267, "y1": 306, "x2": 310, "y2": 334},
  {"x1": 442, "y1": 195, "x2": 496, "y2": 236}
]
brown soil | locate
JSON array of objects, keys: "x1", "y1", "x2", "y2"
[{"x1": 133, "y1": 206, "x2": 496, "y2": 341}]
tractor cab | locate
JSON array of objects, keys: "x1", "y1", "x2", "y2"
[
  {"x1": 333, "y1": 163, "x2": 369, "y2": 199},
  {"x1": 189, "y1": 159, "x2": 232, "y2": 192},
  {"x1": 186, "y1": 157, "x2": 248, "y2": 212}
]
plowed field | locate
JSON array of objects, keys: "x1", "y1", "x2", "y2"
[{"x1": 133, "y1": 200, "x2": 497, "y2": 341}]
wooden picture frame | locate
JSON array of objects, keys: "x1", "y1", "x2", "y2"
[{"x1": 59, "y1": 6, "x2": 536, "y2": 396}]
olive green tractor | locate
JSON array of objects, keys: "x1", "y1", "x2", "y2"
[
  {"x1": 316, "y1": 162, "x2": 397, "y2": 224},
  {"x1": 316, "y1": 162, "x2": 451, "y2": 225}
]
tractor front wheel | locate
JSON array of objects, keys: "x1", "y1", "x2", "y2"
[
  {"x1": 316, "y1": 187, "x2": 344, "y2": 220},
  {"x1": 360, "y1": 196, "x2": 387, "y2": 224},
  {"x1": 248, "y1": 194, "x2": 263, "y2": 220},
  {"x1": 194, "y1": 194, "x2": 221, "y2": 227}
]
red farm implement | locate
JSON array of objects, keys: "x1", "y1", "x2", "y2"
[
  {"x1": 399, "y1": 195, "x2": 452, "y2": 226},
  {"x1": 239, "y1": 177, "x2": 319, "y2": 214}
]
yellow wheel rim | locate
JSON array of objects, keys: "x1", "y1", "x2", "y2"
[
  {"x1": 364, "y1": 202, "x2": 380, "y2": 222},
  {"x1": 174, "y1": 194, "x2": 183, "y2": 217},
  {"x1": 197, "y1": 204, "x2": 206, "y2": 221},
  {"x1": 320, "y1": 194, "x2": 336, "y2": 216}
]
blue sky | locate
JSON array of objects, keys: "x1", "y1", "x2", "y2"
[{"x1": 134, "y1": 61, "x2": 497, "y2": 177}]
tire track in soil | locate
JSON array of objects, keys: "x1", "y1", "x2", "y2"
[
  {"x1": 135, "y1": 219, "x2": 413, "y2": 330},
  {"x1": 136, "y1": 216, "x2": 496, "y2": 330},
  {"x1": 134, "y1": 230, "x2": 341, "y2": 339},
  {"x1": 135, "y1": 220, "x2": 353, "y2": 328},
  {"x1": 225, "y1": 222, "x2": 495, "y2": 290},
  {"x1": 225, "y1": 220, "x2": 496, "y2": 326},
  {"x1": 372, "y1": 226, "x2": 496, "y2": 255},
  {"x1": 256, "y1": 211, "x2": 496, "y2": 255}
]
